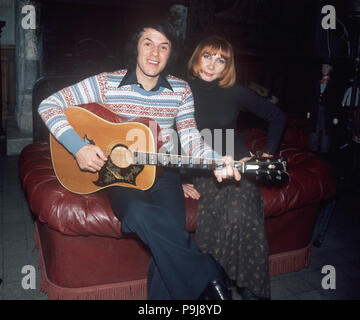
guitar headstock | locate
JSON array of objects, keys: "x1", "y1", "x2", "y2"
[{"x1": 243, "y1": 156, "x2": 288, "y2": 183}]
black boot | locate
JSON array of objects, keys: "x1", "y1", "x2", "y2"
[
  {"x1": 199, "y1": 277, "x2": 232, "y2": 300},
  {"x1": 237, "y1": 287, "x2": 270, "y2": 300}
]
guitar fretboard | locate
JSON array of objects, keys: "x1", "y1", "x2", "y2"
[{"x1": 132, "y1": 151, "x2": 244, "y2": 172}]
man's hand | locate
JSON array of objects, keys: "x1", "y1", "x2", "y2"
[
  {"x1": 213, "y1": 153, "x2": 273, "y2": 183},
  {"x1": 213, "y1": 156, "x2": 241, "y2": 183},
  {"x1": 75, "y1": 144, "x2": 107, "y2": 172},
  {"x1": 182, "y1": 184, "x2": 200, "y2": 200}
]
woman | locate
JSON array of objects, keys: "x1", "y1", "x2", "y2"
[{"x1": 183, "y1": 36, "x2": 286, "y2": 299}]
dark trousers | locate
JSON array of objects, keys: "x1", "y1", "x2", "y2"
[
  {"x1": 310, "y1": 105, "x2": 331, "y2": 153},
  {"x1": 108, "y1": 169, "x2": 220, "y2": 300}
]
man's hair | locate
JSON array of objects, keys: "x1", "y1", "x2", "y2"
[
  {"x1": 125, "y1": 20, "x2": 178, "y2": 74},
  {"x1": 187, "y1": 35, "x2": 236, "y2": 88}
]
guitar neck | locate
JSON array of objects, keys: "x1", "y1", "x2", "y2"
[{"x1": 133, "y1": 151, "x2": 244, "y2": 172}]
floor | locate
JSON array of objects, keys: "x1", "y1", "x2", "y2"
[{"x1": 0, "y1": 153, "x2": 360, "y2": 300}]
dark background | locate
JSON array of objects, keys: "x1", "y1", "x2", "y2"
[{"x1": 33, "y1": 0, "x2": 357, "y2": 116}]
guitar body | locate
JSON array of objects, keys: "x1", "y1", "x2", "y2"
[{"x1": 50, "y1": 106, "x2": 158, "y2": 194}]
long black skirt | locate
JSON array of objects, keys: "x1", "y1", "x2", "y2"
[{"x1": 194, "y1": 175, "x2": 270, "y2": 298}]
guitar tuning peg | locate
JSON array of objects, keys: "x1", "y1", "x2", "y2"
[{"x1": 266, "y1": 170, "x2": 272, "y2": 180}]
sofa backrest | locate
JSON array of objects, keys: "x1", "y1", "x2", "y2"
[{"x1": 32, "y1": 75, "x2": 86, "y2": 143}]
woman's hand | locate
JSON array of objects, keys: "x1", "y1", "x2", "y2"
[
  {"x1": 75, "y1": 144, "x2": 108, "y2": 172},
  {"x1": 182, "y1": 184, "x2": 200, "y2": 200},
  {"x1": 249, "y1": 151, "x2": 273, "y2": 158},
  {"x1": 260, "y1": 152, "x2": 273, "y2": 158},
  {"x1": 213, "y1": 155, "x2": 241, "y2": 183}
]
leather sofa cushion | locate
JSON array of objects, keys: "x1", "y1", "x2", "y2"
[{"x1": 247, "y1": 128, "x2": 336, "y2": 216}]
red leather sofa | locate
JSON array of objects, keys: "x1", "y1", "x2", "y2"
[{"x1": 19, "y1": 103, "x2": 336, "y2": 300}]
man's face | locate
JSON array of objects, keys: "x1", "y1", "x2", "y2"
[
  {"x1": 322, "y1": 64, "x2": 333, "y2": 76},
  {"x1": 136, "y1": 28, "x2": 171, "y2": 81}
]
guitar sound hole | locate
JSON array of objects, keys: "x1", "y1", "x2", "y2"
[{"x1": 110, "y1": 145, "x2": 133, "y2": 168}]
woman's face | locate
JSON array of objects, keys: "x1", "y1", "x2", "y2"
[{"x1": 198, "y1": 52, "x2": 226, "y2": 82}]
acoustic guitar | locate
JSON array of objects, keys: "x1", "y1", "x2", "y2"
[{"x1": 50, "y1": 104, "x2": 288, "y2": 194}]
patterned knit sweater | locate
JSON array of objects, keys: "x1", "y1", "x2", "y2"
[{"x1": 38, "y1": 70, "x2": 220, "y2": 159}]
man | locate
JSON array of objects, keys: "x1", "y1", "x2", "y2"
[
  {"x1": 307, "y1": 60, "x2": 342, "y2": 154},
  {"x1": 38, "y1": 21, "x2": 238, "y2": 300}
]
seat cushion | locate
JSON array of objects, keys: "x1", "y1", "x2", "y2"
[{"x1": 247, "y1": 129, "x2": 336, "y2": 218}]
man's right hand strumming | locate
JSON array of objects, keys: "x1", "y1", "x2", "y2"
[{"x1": 75, "y1": 144, "x2": 108, "y2": 172}]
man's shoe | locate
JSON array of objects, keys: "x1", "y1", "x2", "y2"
[
  {"x1": 237, "y1": 287, "x2": 270, "y2": 300},
  {"x1": 199, "y1": 278, "x2": 233, "y2": 300}
]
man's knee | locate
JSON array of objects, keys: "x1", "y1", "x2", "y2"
[
  {"x1": 121, "y1": 202, "x2": 155, "y2": 227},
  {"x1": 122, "y1": 202, "x2": 184, "y2": 239}
]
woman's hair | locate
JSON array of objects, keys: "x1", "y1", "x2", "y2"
[
  {"x1": 125, "y1": 20, "x2": 178, "y2": 74},
  {"x1": 187, "y1": 36, "x2": 236, "y2": 88}
]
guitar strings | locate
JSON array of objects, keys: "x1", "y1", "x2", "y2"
[{"x1": 132, "y1": 150, "x2": 243, "y2": 170}]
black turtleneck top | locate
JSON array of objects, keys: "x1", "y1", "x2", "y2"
[{"x1": 187, "y1": 77, "x2": 286, "y2": 159}]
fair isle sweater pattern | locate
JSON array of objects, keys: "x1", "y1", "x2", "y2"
[{"x1": 38, "y1": 70, "x2": 219, "y2": 159}]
